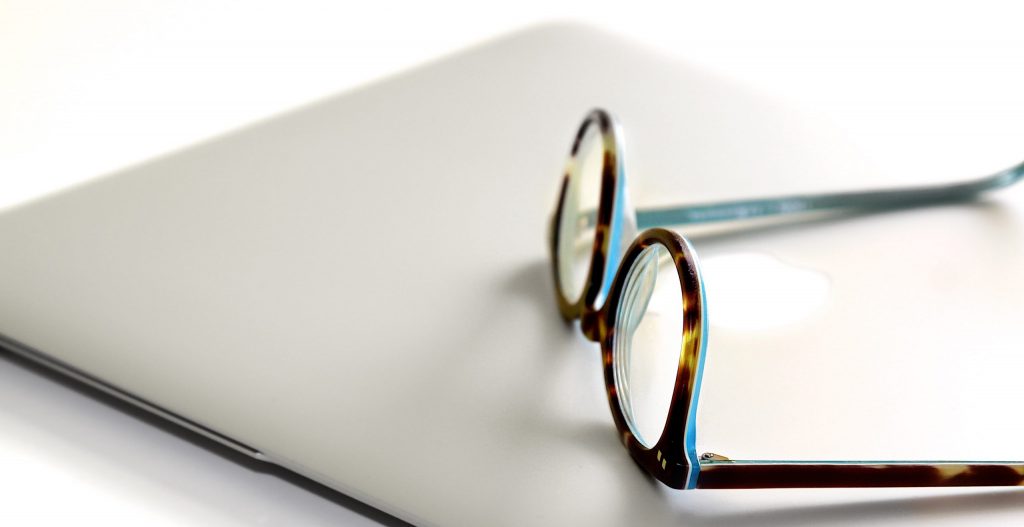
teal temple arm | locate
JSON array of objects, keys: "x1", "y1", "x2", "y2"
[{"x1": 634, "y1": 159, "x2": 1024, "y2": 229}]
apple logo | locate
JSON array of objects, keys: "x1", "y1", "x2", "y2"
[{"x1": 700, "y1": 252, "x2": 830, "y2": 331}]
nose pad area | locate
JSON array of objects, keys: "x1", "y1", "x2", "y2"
[{"x1": 602, "y1": 186, "x2": 639, "y2": 306}]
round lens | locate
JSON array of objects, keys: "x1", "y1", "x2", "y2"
[
  {"x1": 556, "y1": 121, "x2": 606, "y2": 304},
  {"x1": 613, "y1": 243, "x2": 684, "y2": 448}
]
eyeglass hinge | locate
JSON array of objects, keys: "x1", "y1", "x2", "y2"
[{"x1": 700, "y1": 452, "x2": 732, "y2": 463}]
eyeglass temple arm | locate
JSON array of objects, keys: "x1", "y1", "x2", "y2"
[
  {"x1": 634, "y1": 159, "x2": 1024, "y2": 229},
  {"x1": 695, "y1": 458, "x2": 1024, "y2": 489}
]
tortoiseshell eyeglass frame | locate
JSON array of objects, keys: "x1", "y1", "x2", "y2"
[{"x1": 549, "y1": 108, "x2": 1024, "y2": 490}]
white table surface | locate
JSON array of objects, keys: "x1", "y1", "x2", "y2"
[{"x1": 3, "y1": 1, "x2": 1024, "y2": 525}]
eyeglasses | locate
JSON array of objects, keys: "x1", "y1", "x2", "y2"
[{"x1": 549, "y1": 108, "x2": 1024, "y2": 490}]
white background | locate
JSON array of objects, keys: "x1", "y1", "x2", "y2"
[{"x1": 2, "y1": 1, "x2": 1024, "y2": 525}]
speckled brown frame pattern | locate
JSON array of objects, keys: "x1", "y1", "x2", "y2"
[
  {"x1": 549, "y1": 108, "x2": 627, "y2": 341},
  {"x1": 696, "y1": 460, "x2": 1024, "y2": 489},
  {"x1": 598, "y1": 228, "x2": 707, "y2": 489},
  {"x1": 548, "y1": 108, "x2": 1024, "y2": 490}
]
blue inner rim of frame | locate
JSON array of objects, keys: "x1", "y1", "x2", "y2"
[{"x1": 684, "y1": 266, "x2": 709, "y2": 489}]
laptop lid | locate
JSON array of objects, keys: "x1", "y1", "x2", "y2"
[{"x1": 2, "y1": 24, "x2": 1023, "y2": 526}]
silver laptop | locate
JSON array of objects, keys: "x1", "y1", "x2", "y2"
[{"x1": 2, "y1": 24, "x2": 1024, "y2": 526}]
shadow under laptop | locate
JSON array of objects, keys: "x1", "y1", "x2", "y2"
[{"x1": 0, "y1": 347, "x2": 414, "y2": 527}]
